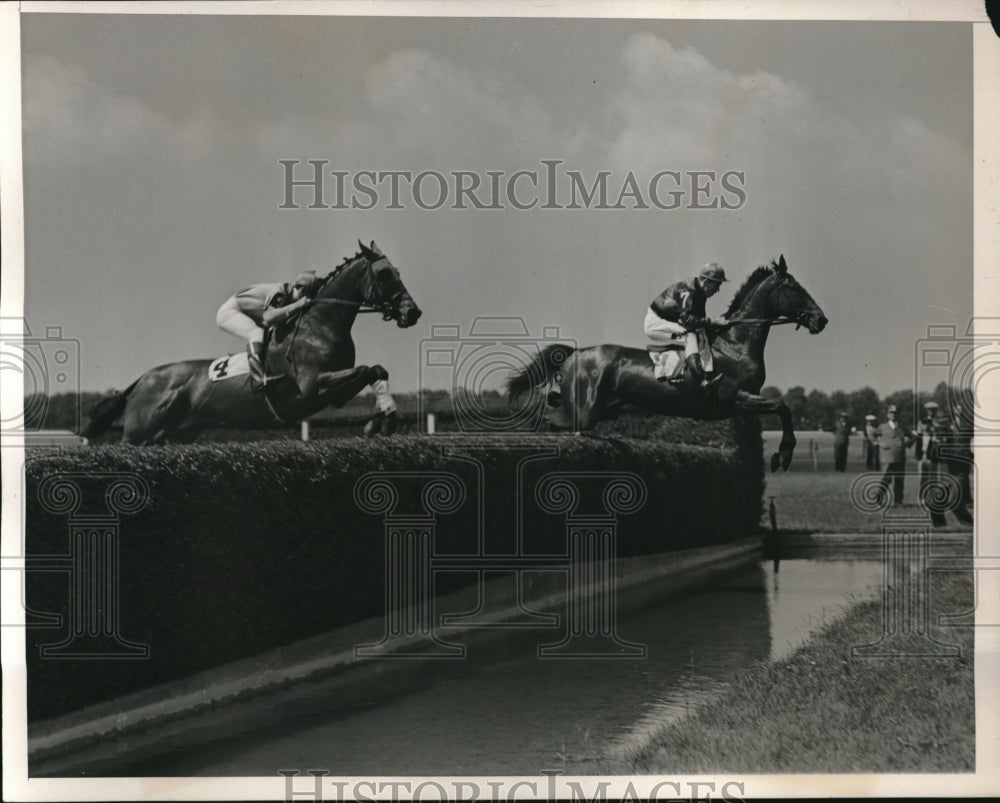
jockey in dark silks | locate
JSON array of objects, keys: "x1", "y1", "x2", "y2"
[
  {"x1": 216, "y1": 271, "x2": 321, "y2": 383},
  {"x1": 644, "y1": 262, "x2": 728, "y2": 393}
]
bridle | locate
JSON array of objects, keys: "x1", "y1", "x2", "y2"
[
  {"x1": 310, "y1": 255, "x2": 405, "y2": 320},
  {"x1": 724, "y1": 271, "x2": 811, "y2": 330}
]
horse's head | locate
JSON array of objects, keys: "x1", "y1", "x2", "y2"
[
  {"x1": 319, "y1": 241, "x2": 422, "y2": 327},
  {"x1": 359, "y1": 240, "x2": 422, "y2": 328},
  {"x1": 728, "y1": 255, "x2": 827, "y2": 334}
]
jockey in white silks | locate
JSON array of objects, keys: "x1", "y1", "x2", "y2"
[
  {"x1": 216, "y1": 271, "x2": 320, "y2": 384},
  {"x1": 644, "y1": 262, "x2": 727, "y2": 392}
]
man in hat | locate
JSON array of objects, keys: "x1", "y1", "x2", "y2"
[
  {"x1": 940, "y1": 398, "x2": 974, "y2": 524},
  {"x1": 915, "y1": 401, "x2": 947, "y2": 526},
  {"x1": 645, "y1": 262, "x2": 728, "y2": 394},
  {"x1": 864, "y1": 414, "x2": 880, "y2": 470},
  {"x1": 216, "y1": 271, "x2": 321, "y2": 383},
  {"x1": 833, "y1": 411, "x2": 850, "y2": 472},
  {"x1": 875, "y1": 403, "x2": 916, "y2": 507}
]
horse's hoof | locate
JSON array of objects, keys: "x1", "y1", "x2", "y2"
[
  {"x1": 770, "y1": 453, "x2": 781, "y2": 473},
  {"x1": 364, "y1": 414, "x2": 384, "y2": 438},
  {"x1": 382, "y1": 411, "x2": 398, "y2": 436}
]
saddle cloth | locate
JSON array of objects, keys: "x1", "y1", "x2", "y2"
[
  {"x1": 647, "y1": 344, "x2": 684, "y2": 380},
  {"x1": 208, "y1": 352, "x2": 251, "y2": 382},
  {"x1": 646, "y1": 331, "x2": 713, "y2": 380}
]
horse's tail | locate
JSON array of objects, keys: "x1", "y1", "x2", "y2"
[
  {"x1": 81, "y1": 378, "x2": 140, "y2": 439},
  {"x1": 505, "y1": 343, "x2": 576, "y2": 404}
]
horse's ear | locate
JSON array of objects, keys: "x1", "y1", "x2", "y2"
[
  {"x1": 369, "y1": 240, "x2": 383, "y2": 256},
  {"x1": 776, "y1": 254, "x2": 788, "y2": 272},
  {"x1": 358, "y1": 239, "x2": 373, "y2": 259}
]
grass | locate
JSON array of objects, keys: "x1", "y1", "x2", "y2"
[
  {"x1": 604, "y1": 570, "x2": 974, "y2": 773},
  {"x1": 760, "y1": 430, "x2": 973, "y2": 533},
  {"x1": 762, "y1": 471, "x2": 973, "y2": 533}
]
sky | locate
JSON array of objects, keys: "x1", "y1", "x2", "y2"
[{"x1": 16, "y1": 13, "x2": 973, "y2": 397}]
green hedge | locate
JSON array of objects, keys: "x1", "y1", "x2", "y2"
[
  {"x1": 25, "y1": 415, "x2": 762, "y2": 721},
  {"x1": 83, "y1": 408, "x2": 751, "y2": 444}
]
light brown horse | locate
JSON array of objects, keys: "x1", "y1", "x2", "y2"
[
  {"x1": 83, "y1": 241, "x2": 421, "y2": 444},
  {"x1": 506, "y1": 256, "x2": 828, "y2": 471}
]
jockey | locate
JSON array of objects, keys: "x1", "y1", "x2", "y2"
[
  {"x1": 216, "y1": 271, "x2": 320, "y2": 382},
  {"x1": 644, "y1": 262, "x2": 728, "y2": 391}
]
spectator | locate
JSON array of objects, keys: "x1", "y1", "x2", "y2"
[
  {"x1": 833, "y1": 412, "x2": 850, "y2": 472},
  {"x1": 915, "y1": 401, "x2": 947, "y2": 526},
  {"x1": 864, "y1": 414, "x2": 881, "y2": 470},
  {"x1": 876, "y1": 404, "x2": 915, "y2": 507},
  {"x1": 941, "y1": 398, "x2": 974, "y2": 524}
]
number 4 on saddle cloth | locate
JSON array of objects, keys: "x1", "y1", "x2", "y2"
[
  {"x1": 208, "y1": 333, "x2": 282, "y2": 386},
  {"x1": 208, "y1": 352, "x2": 252, "y2": 382},
  {"x1": 206, "y1": 347, "x2": 296, "y2": 424}
]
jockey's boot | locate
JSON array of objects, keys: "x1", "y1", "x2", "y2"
[
  {"x1": 684, "y1": 353, "x2": 723, "y2": 395},
  {"x1": 247, "y1": 341, "x2": 266, "y2": 387},
  {"x1": 684, "y1": 353, "x2": 707, "y2": 390}
]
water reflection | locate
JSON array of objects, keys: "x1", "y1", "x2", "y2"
[
  {"x1": 764, "y1": 559, "x2": 883, "y2": 661},
  {"x1": 607, "y1": 559, "x2": 882, "y2": 760},
  {"x1": 76, "y1": 559, "x2": 884, "y2": 777}
]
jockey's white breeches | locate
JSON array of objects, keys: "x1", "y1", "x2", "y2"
[
  {"x1": 644, "y1": 308, "x2": 713, "y2": 370},
  {"x1": 644, "y1": 309, "x2": 697, "y2": 355},
  {"x1": 217, "y1": 297, "x2": 264, "y2": 344}
]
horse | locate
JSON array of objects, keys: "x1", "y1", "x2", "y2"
[
  {"x1": 505, "y1": 255, "x2": 828, "y2": 471},
  {"x1": 83, "y1": 241, "x2": 421, "y2": 445}
]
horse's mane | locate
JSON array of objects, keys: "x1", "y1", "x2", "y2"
[
  {"x1": 316, "y1": 251, "x2": 366, "y2": 295},
  {"x1": 722, "y1": 261, "x2": 778, "y2": 319}
]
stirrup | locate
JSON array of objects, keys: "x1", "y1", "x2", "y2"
[
  {"x1": 702, "y1": 373, "x2": 724, "y2": 390},
  {"x1": 247, "y1": 358, "x2": 266, "y2": 388}
]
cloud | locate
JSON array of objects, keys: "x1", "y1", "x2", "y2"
[
  {"x1": 22, "y1": 54, "x2": 234, "y2": 170},
  {"x1": 24, "y1": 56, "x2": 163, "y2": 157},
  {"x1": 362, "y1": 49, "x2": 575, "y2": 167},
  {"x1": 610, "y1": 33, "x2": 809, "y2": 170},
  {"x1": 633, "y1": 32, "x2": 965, "y2": 207}
]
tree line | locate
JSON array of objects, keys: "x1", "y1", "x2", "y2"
[
  {"x1": 759, "y1": 381, "x2": 968, "y2": 432},
  {"x1": 24, "y1": 383, "x2": 967, "y2": 433},
  {"x1": 21, "y1": 387, "x2": 511, "y2": 432}
]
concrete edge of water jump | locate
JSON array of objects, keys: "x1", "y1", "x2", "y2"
[
  {"x1": 768, "y1": 531, "x2": 974, "y2": 554},
  {"x1": 28, "y1": 535, "x2": 763, "y2": 768}
]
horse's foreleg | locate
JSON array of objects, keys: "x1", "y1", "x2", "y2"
[
  {"x1": 366, "y1": 368, "x2": 397, "y2": 436},
  {"x1": 312, "y1": 365, "x2": 383, "y2": 408},
  {"x1": 733, "y1": 391, "x2": 796, "y2": 472}
]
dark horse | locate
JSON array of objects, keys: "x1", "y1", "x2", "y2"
[
  {"x1": 84, "y1": 241, "x2": 421, "y2": 444},
  {"x1": 506, "y1": 256, "x2": 828, "y2": 471}
]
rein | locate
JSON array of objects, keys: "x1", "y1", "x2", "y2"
[
  {"x1": 725, "y1": 280, "x2": 811, "y2": 329},
  {"x1": 310, "y1": 298, "x2": 385, "y2": 313},
  {"x1": 284, "y1": 256, "x2": 400, "y2": 370},
  {"x1": 308, "y1": 256, "x2": 400, "y2": 316},
  {"x1": 725, "y1": 317, "x2": 800, "y2": 326}
]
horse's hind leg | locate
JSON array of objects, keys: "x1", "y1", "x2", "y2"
[
  {"x1": 168, "y1": 427, "x2": 203, "y2": 445},
  {"x1": 123, "y1": 389, "x2": 190, "y2": 445},
  {"x1": 732, "y1": 391, "x2": 796, "y2": 471}
]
